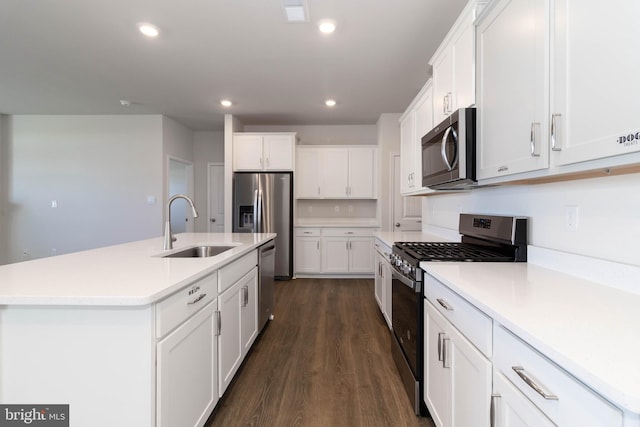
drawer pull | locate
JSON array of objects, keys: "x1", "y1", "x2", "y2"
[
  {"x1": 512, "y1": 366, "x2": 558, "y2": 400},
  {"x1": 436, "y1": 298, "x2": 453, "y2": 311},
  {"x1": 187, "y1": 293, "x2": 207, "y2": 305}
]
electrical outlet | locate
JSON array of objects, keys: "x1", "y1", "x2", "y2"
[{"x1": 565, "y1": 206, "x2": 579, "y2": 231}]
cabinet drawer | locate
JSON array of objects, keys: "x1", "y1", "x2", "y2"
[
  {"x1": 218, "y1": 251, "x2": 257, "y2": 293},
  {"x1": 322, "y1": 228, "x2": 375, "y2": 237},
  {"x1": 423, "y1": 273, "x2": 492, "y2": 357},
  {"x1": 494, "y1": 325, "x2": 623, "y2": 426},
  {"x1": 295, "y1": 228, "x2": 321, "y2": 237},
  {"x1": 156, "y1": 271, "x2": 218, "y2": 338}
]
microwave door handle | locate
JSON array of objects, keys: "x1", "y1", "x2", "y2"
[{"x1": 440, "y1": 126, "x2": 459, "y2": 171}]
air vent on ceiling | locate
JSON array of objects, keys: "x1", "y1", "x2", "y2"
[{"x1": 282, "y1": 0, "x2": 309, "y2": 22}]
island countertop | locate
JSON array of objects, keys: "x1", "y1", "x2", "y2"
[{"x1": 0, "y1": 233, "x2": 276, "y2": 306}]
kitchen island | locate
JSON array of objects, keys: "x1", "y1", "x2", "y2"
[{"x1": 0, "y1": 232, "x2": 275, "y2": 427}]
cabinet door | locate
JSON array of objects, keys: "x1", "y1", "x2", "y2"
[
  {"x1": 348, "y1": 237, "x2": 374, "y2": 273},
  {"x1": 451, "y1": 14, "x2": 475, "y2": 112},
  {"x1": 374, "y1": 255, "x2": 383, "y2": 310},
  {"x1": 492, "y1": 372, "x2": 556, "y2": 427},
  {"x1": 382, "y1": 260, "x2": 392, "y2": 329},
  {"x1": 218, "y1": 281, "x2": 242, "y2": 396},
  {"x1": 476, "y1": 0, "x2": 549, "y2": 180},
  {"x1": 449, "y1": 318, "x2": 491, "y2": 426},
  {"x1": 348, "y1": 147, "x2": 375, "y2": 198},
  {"x1": 322, "y1": 237, "x2": 349, "y2": 273},
  {"x1": 400, "y1": 112, "x2": 416, "y2": 193},
  {"x1": 157, "y1": 300, "x2": 218, "y2": 427},
  {"x1": 240, "y1": 267, "x2": 258, "y2": 356},
  {"x1": 296, "y1": 147, "x2": 322, "y2": 198},
  {"x1": 295, "y1": 237, "x2": 321, "y2": 273},
  {"x1": 424, "y1": 301, "x2": 452, "y2": 427},
  {"x1": 551, "y1": 0, "x2": 640, "y2": 166},
  {"x1": 322, "y1": 148, "x2": 349, "y2": 198},
  {"x1": 233, "y1": 134, "x2": 264, "y2": 171},
  {"x1": 264, "y1": 134, "x2": 294, "y2": 170},
  {"x1": 432, "y1": 49, "x2": 453, "y2": 125}
]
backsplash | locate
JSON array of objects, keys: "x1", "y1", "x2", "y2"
[{"x1": 297, "y1": 199, "x2": 377, "y2": 221}]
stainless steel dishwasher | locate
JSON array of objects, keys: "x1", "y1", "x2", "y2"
[{"x1": 258, "y1": 242, "x2": 275, "y2": 332}]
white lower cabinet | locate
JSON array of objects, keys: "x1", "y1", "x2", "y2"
[
  {"x1": 374, "y1": 239, "x2": 392, "y2": 329},
  {"x1": 493, "y1": 325, "x2": 623, "y2": 427},
  {"x1": 157, "y1": 300, "x2": 219, "y2": 427},
  {"x1": 218, "y1": 266, "x2": 258, "y2": 396},
  {"x1": 424, "y1": 299, "x2": 491, "y2": 427},
  {"x1": 295, "y1": 228, "x2": 376, "y2": 276},
  {"x1": 492, "y1": 371, "x2": 555, "y2": 427}
]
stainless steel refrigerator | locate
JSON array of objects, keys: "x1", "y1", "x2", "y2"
[{"x1": 233, "y1": 172, "x2": 293, "y2": 279}]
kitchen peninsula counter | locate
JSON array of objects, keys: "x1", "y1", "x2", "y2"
[{"x1": 0, "y1": 232, "x2": 276, "y2": 306}]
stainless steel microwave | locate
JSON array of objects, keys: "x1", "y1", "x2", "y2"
[{"x1": 421, "y1": 108, "x2": 476, "y2": 190}]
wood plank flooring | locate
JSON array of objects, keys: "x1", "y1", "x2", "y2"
[{"x1": 206, "y1": 278, "x2": 434, "y2": 427}]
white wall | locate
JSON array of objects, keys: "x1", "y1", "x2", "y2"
[
  {"x1": 243, "y1": 124, "x2": 377, "y2": 145},
  {"x1": 5, "y1": 115, "x2": 164, "y2": 263},
  {"x1": 193, "y1": 131, "x2": 224, "y2": 232},
  {"x1": 376, "y1": 114, "x2": 402, "y2": 231},
  {"x1": 422, "y1": 172, "x2": 640, "y2": 266}
]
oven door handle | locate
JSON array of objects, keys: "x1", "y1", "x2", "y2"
[{"x1": 392, "y1": 268, "x2": 420, "y2": 293}]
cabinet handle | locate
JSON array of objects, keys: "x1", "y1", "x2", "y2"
[
  {"x1": 304, "y1": 231, "x2": 312, "y2": 234},
  {"x1": 446, "y1": 92, "x2": 453, "y2": 113},
  {"x1": 442, "y1": 337, "x2": 451, "y2": 368},
  {"x1": 530, "y1": 122, "x2": 541, "y2": 157},
  {"x1": 216, "y1": 310, "x2": 221, "y2": 336},
  {"x1": 187, "y1": 293, "x2": 207, "y2": 305},
  {"x1": 551, "y1": 114, "x2": 562, "y2": 151},
  {"x1": 436, "y1": 298, "x2": 453, "y2": 311},
  {"x1": 490, "y1": 394, "x2": 501, "y2": 427},
  {"x1": 260, "y1": 157, "x2": 264, "y2": 168},
  {"x1": 443, "y1": 95, "x2": 448, "y2": 115},
  {"x1": 512, "y1": 366, "x2": 558, "y2": 400},
  {"x1": 317, "y1": 241, "x2": 320, "y2": 250},
  {"x1": 317, "y1": 186, "x2": 321, "y2": 195},
  {"x1": 437, "y1": 332, "x2": 445, "y2": 361},
  {"x1": 241, "y1": 286, "x2": 249, "y2": 307},
  {"x1": 265, "y1": 157, "x2": 270, "y2": 167}
]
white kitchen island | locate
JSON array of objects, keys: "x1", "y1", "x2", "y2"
[{"x1": 0, "y1": 232, "x2": 275, "y2": 427}]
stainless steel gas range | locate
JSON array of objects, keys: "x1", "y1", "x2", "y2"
[{"x1": 389, "y1": 213, "x2": 528, "y2": 416}]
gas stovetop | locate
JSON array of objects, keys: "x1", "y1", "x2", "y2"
[
  {"x1": 392, "y1": 214, "x2": 528, "y2": 267},
  {"x1": 395, "y1": 241, "x2": 516, "y2": 262}
]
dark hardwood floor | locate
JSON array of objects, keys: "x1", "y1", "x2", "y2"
[{"x1": 206, "y1": 278, "x2": 434, "y2": 427}]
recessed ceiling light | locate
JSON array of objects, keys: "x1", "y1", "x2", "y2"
[
  {"x1": 138, "y1": 22, "x2": 160, "y2": 38},
  {"x1": 318, "y1": 20, "x2": 336, "y2": 34},
  {"x1": 119, "y1": 99, "x2": 132, "y2": 107},
  {"x1": 325, "y1": 99, "x2": 337, "y2": 107},
  {"x1": 221, "y1": 99, "x2": 233, "y2": 107}
]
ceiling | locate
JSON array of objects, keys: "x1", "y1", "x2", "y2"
[{"x1": 0, "y1": 0, "x2": 468, "y2": 131}]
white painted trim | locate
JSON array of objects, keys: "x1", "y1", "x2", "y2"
[
  {"x1": 167, "y1": 156, "x2": 195, "y2": 231},
  {"x1": 206, "y1": 162, "x2": 224, "y2": 233}
]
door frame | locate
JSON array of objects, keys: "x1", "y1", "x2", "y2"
[
  {"x1": 207, "y1": 162, "x2": 225, "y2": 233},
  {"x1": 167, "y1": 156, "x2": 195, "y2": 232}
]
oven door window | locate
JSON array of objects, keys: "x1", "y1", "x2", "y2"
[{"x1": 391, "y1": 269, "x2": 420, "y2": 376}]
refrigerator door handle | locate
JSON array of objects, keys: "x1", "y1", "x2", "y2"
[
  {"x1": 253, "y1": 189, "x2": 259, "y2": 233},
  {"x1": 256, "y1": 189, "x2": 264, "y2": 233}
]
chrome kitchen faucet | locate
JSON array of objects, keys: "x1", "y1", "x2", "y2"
[{"x1": 164, "y1": 194, "x2": 198, "y2": 250}]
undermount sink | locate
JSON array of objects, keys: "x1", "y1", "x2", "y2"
[{"x1": 162, "y1": 245, "x2": 236, "y2": 258}]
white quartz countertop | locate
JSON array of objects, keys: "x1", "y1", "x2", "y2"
[
  {"x1": 0, "y1": 233, "x2": 275, "y2": 306},
  {"x1": 420, "y1": 261, "x2": 640, "y2": 414}
]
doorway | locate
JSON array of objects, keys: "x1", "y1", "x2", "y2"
[
  {"x1": 391, "y1": 154, "x2": 422, "y2": 231},
  {"x1": 168, "y1": 157, "x2": 195, "y2": 233},
  {"x1": 207, "y1": 163, "x2": 225, "y2": 232}
]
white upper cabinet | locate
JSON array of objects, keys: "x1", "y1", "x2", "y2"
[
  {"x1": 476, "y1": 0, "x2": 550, "y2": 180},
  {"x1": 550, "y1": 0, "x2": 640, "y2": 166},
  {"x1": 233, "y1": 133, "x2": 295, "y2": 171},
  {"x1": 296, "y1": 146, "x2": 377, "y2": 199},
  {"x1": 430, "y1": 0, "x2": 484, "y2": 125},
  {"x1": 477, "y1": 0, "x2": 640, "y2": 183},
  {"x1": 400, "y1": 80, "x2": 433, "y2": 195}
]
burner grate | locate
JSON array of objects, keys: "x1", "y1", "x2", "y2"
[{"x1": 399, "y1": 242, "x2": 514, "y2": 262}]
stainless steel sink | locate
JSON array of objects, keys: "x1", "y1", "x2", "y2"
[{"x1": 162, "y1": 245, "x2": 236, "y2": 258}]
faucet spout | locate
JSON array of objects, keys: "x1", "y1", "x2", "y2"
[{"x1": 164, "y1": 194, "x2": 199, "y2": 250}]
